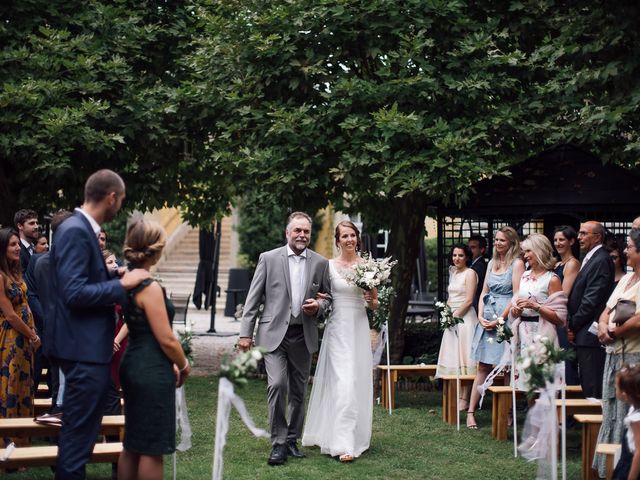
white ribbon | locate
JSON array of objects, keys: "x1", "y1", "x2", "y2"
[
  {"x1": 478, "y1": 339, "x2": 513, "y2": 408},
  {"x1": 371, "y1": 323, "x2": 388, "y2": 368},
  {"x1": 212, "y1": 378, "x2": 270, "y2": 480},
  {"x1": 0, "y1": 442, "x2": 15, "y2": 461},
  {"x1": 172, "y1": 386, "x2": 193, "y2": 480},
  {"x1": 519, "y1": 364, "x2": 564, "y2": 480}
]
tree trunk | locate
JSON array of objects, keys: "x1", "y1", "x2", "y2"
[{"x1": 386, "y1": 192, "x2": 428, "y2": 363}]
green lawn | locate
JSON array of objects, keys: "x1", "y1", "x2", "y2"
[{"x1": 12, "y1": 376, "x2": 583, "y2": 479}]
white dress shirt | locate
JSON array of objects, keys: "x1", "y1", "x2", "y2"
[{"x1": 287, "y1": 245, "x2": 307, "y2": 320}]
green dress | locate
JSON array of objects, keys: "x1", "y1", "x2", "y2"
[{"x1": 120, "y1": 279, "x2": 176, "y2": 455}]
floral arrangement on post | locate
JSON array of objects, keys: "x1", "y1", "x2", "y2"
[
  {"x1": 369, "y1": 285, "x2": 394, "y2": 331},
  {"x1": 435, "y1": 301, "x2": 464, "y2": 331},
  {"x1": 178, "y1": 330, "x2": 194, "y2": 364},
  {"x1": 343, "y1": 254, "x2": 397, "y2": 291},
  {"x1": 220, "y1": 347, "x2": 266, "y2": 388},
  {"x1": 519, "y1": 335, "x2": 574, "y2": 398},
  {"x1": 494, "y1": 315, "x2": 513, "y2": 343}
]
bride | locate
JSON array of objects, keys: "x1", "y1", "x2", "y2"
[{"x1": 302, "y1": 220, "x2": 377, "y2": 462}]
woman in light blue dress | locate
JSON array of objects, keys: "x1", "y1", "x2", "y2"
[{"x1": 466, "y1": 226, "x2": 524, "y2": 429}]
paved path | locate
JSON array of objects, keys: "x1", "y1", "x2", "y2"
[{"x1": 177, "y1": 308, "x2": 241, "y2": 376}]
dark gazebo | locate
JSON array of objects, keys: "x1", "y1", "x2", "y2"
[{"x1": 436, "y1": 144, "x2": 640, "y2": 299}]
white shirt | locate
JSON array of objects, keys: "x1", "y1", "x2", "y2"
[
  {"x1": 287, "y1": 245, "x2": 307, "y2": 318},
  {"x1": 20, "y1": 237, "x2": 34, "y2": 255},
  {"x1": 580, "y1": 244, "x2": 603, "y2": 271},
  {"x1": 75, "y1": 207, "x2": 101, "y2": 236}
]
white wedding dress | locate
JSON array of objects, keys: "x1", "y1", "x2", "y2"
[{"x1": 302, "y1": 260, "x2": 373, "y2": 458}]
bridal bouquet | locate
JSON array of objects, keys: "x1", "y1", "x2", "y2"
[
  {"x1": 519, "y1": 335, "x2": 574, "y2": 396},
  {"x1": 494, "y1": 315, "x2": 513, "y2": 343},
  {"x1": 435, "y1": 301, "x2": 464, "y2": 331},
  {"x1": 220, "y1": 347, "x2": 265, "y2": 387},
  {"x1": 343, "y1": 254, "x2": 397, "y2": 291}
]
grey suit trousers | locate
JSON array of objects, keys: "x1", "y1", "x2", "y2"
[{"x1": 263, "y1": 325, "x2": 311, "y2": 446}]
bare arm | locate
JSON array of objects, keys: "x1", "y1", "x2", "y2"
[
  {"x1": 113, "y1": 323, "x2": 129, "y2": 352},
  {"x1": 537, "y1": 276, "x2": 564, "y2": 326},
  {"x1": 477, "y1": 261, "x2": 491, "y2": 327},
  {"x1": 453, "y1": 269, "x2": 477, "y2": 318},
  {"x1": 137, "y1": 283, "x2": 190, "y2": 386},
  {"x1": 0, "y1": 275, "x2": 38, "y2": 343},
  {"x1": 560, "y1": 259, "x2": 580, "y2": 296}
]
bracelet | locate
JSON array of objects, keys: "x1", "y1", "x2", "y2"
[{"x1": 180, "y1": 360, "x2": 190, "y2": 372}]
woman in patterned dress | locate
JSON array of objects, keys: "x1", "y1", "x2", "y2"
[{"x1": 0, "y1": 228, "x2": 39, "y2": 447}]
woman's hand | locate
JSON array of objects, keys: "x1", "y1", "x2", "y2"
[
  {"x1": 478, "y1": 316, "x2": 496, "y2": 330},
  {"x1": 597, "y1": 323, "x2": 614, "y2": 345},
  {"x1": 510, "y1": 305, "x2": 523, "y2": 318},
  {"x1": 177, "y1": 361, "x2": 191, "y2": 387},
  {"x1": 113, "y1": 340, "x2": 121, "y2": 353},
  {"x1": 515, "y1": 298, "x2": 539, "y2": 311}
]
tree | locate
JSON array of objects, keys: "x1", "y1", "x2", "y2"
[
  {"x1": 189, "y1": 0, "x2": 640, "y2": 360},
  {"x1": 0, "y1": 1, "x2": 228, "y2": 226}
]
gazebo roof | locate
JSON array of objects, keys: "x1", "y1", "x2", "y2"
[{"x1": 440, "y1": 144, "x2": 640, "y2": 219}]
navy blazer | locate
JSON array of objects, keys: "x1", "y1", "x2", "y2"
[
  {"x1": 568, "y1": 246, "x2": 615, "y2": 347},
  {"x1": 46, "y1": 211, "x2": 126, "y2": 364},
  {"x1": 20, "y1": 242, "x2": 31, "y2": 274},
  {"x1": 24, "y1": 252, "x2": 46, "y2": 334}
]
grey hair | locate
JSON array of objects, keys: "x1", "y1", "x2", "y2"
[{"x1": 286, "y1": 211, "x2": 312, "y2": 231}]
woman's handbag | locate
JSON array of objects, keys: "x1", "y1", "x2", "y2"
[{"x1": 611, "y1": 299, "x2": 637, "y2": 326}]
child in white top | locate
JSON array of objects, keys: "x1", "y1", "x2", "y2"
[{"x1": 613, "y1": 364, "x2": 640, "y2": 479}]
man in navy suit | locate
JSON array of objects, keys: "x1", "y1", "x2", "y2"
[
  {"x1": 47, "y1": 170, "x2": 151, "y2": 479},
  {"x1": 14, "y1": 208, "x2": 39, "y2": 273},
  {"x1": 568, "y1": 221, "x2": 615, "y2": 399}
]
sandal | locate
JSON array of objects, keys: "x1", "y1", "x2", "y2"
[
  {"x1": 466, "y1": 411, "x2": 478, "y2": 430},
  {"x1": 339, "y1": 454, "x2": 354, "y2": 463}
]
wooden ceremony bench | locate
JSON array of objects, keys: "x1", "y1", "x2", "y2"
[
  {"x1": 556, "y1": 398, "x2": 602, "y2": 418},
  {"x1": 34, "y1": 398, "x2": 124, "y2": 416},
  {"x1": 489, "y1": 385, "x2": 584, "y2": 441},
  {"x1": 0, "y1": 415, "x2": 125, "y2": 439},
  {"x1": 0, "y1": 442, "x2": 122, "y2": 469},
  {"x1": 595, "y1": 443, "x2": 621, "y2": 480},
  {"x1": 439, "y1": 374, "x2": 477, "y2": 424},
  {"x1": 574, "y1": 414, "x2": 603, "y2": 480},
  {"x1": 377, "y1": 365, "x2": 437, "y2": 409}
]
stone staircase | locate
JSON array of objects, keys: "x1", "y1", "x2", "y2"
[{"x1": 155, "y1": 217, "x2": 234, "y2": 317}]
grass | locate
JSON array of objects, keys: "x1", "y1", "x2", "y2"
[{"x1": 10, "y1": 376, "x2": 583, "y2": 479}]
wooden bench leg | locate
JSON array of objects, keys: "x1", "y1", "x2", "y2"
[
  {"x1": 442, "y1": 379, "x2": 450, "y2": 423},
  {"x1": 582, "y1": 423, "x2": 600, "y2": 480},
  {"x1": 380, "y1": 370, "x2": 388, "y2": 409},
  {"x1": 493, "y1": 393, "x2": 511, "y2": 441}
]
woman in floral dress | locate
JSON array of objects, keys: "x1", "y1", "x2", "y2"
[{"x1": 0, "y1": 228, "x2": 39, "y2": 447}]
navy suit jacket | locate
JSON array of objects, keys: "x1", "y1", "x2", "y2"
[
  {"x1": 46, "y1": 211, "x2": 126, "y2": 364},
  {"x1": 24, "y1": 252, "x2": 46, "y2": 334},
  {"x1": 20, "y1": 242, "x2": 31, "y2": 274},
  {"x1": 568, "y1": 246, "x2": 615, "y2": 347}
]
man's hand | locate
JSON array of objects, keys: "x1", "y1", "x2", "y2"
[
  {"x1": 566, "y1": 327, "x2": 576, "y2": 344},
  {"x1": 238, "y1": 337, "x2": 253, "y2": 352},
  {"x1": 302, "y1": 298, "x2": 319, "y2": 316},
  {"x1": 120, "y1": 268, "x2": 152, "y2": 290}
]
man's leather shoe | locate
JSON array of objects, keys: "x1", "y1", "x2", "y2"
[
  {"x1": 286, "y1": 440, "x2": 305, "y2": 458},
  {"x1": 267, "y1": 444, "x2": 288, "y2": 465}
]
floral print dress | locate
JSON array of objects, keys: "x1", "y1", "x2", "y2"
[{"x1": 1, "y1": 280, "x2": 34, "y2": 447}]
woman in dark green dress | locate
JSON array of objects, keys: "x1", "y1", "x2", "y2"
[{"x1": 117, "y1": 219, "x2": 191, "y2": 480}]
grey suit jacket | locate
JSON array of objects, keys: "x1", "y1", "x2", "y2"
[{"x1": 240, "y1": 246, "x2": 332, "y2": 353}]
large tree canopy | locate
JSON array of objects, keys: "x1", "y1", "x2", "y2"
[
  {"x1": 188, "y1": 0, "x2": 639, "y2": 358},
  {"x1": 0, "y1": 1, "x2": 229, "y2": 226}
]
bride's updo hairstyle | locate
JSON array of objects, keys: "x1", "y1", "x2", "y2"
[
  {"x1": 123, "y1": 219, "x2": 166, "y2": 266},
  {"x1": 334, "y1": 220, "x2": 362, "y2": 252}
]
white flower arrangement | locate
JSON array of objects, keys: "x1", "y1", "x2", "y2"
[
  {"x1": 519, "y1": 335, "x2": 574, "y2": 397},
  {"x1": 343, "y1": 254, "x2": 397, "y2": 291},
  {"x1": 220, "y1": 347, "x2": 266, "y2": 387},
  {"x1": 494, "y1": 315, "x2": 513, "y2": 343},
  {"x1": 435, "y1": 301, "x2": 464, "y2": 331}
]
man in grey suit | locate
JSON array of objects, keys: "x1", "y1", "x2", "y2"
[{"x1": 239, "y1": 211, "x2": 331, "y2": 466}]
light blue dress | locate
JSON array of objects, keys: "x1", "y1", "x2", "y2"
[{"x1": 471, "y1": 261, "x2": 515, "y2": 365}]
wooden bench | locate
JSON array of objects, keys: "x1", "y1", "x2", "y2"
[
  {"x1": 34, "y1": 398, "x2": 124, "y2": 415},
  {"x1": 440, "y1": 375, "x2": 477, "y2": 424},
  {"x1": 0, "y1": 442, "x2": 122, "y2": 469},
  {"x1": 378, "y1": 365, "x2": 437, "y2": 409},
  {"x1": 595, "y1": 443, "x2": 621, "y2": 480},
  {"x1": 556, "y1": 398, "x2": 602, "y2": 418},
  {"x1": 489, "y1": 385, "x2": 584, "y2": 441},
  {"x1": 0, "y1": 415, "x2": 125, "y2": 439},
  {"x1": 575, "y1": 414, "x2": 602, "y2": 480}
]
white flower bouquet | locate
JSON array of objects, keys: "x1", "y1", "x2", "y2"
[
  {"x1": 220, "y1": 347, "x2": 265, "y2": 387},
  {"x1": 435, "y1": 301, "x2": 464, "y2": 331},
  {"x1": 519, "y1": 335, "x2": 574, "y2": 397},
  {"x1": 343, "y1": 255, "x2": 397, "y2": 291},
  {"x1": 494, "y1": 315, "x2": 513, "y2": 343}
]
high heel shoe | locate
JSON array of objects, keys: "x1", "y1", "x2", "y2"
[{"x1": 466, "y1": 411, "x2": 478, "y2": 430}]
